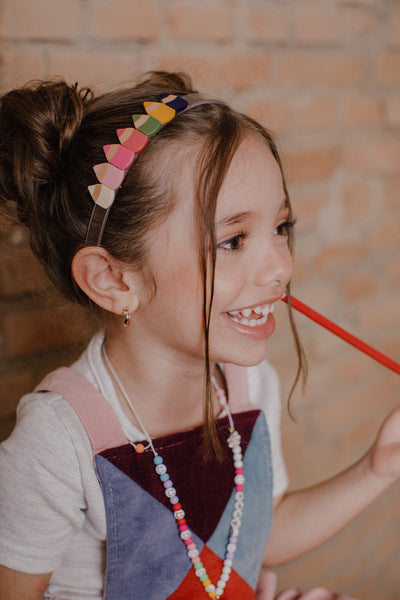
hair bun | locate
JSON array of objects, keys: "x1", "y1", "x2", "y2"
[{"x1": 0, "y1": 79, "x2": 91, "y2": 228}]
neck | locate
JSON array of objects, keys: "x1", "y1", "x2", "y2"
[{"x1": 103, "y1": 328, "x2": 222, "y2": 438}]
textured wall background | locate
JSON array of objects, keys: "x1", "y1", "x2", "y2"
[{"x1": 0, "y1": 1, "x2": 399, "y2": 598}]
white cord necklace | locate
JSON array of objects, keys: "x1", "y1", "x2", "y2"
[{"x1": 102, "y1": 348, "x2": 245, "y2": 599}]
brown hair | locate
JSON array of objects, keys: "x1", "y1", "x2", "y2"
[{"x1": 0, "y1": 71, "x2": 306, "y2": 457}]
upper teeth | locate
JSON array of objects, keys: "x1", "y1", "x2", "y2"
[{"x1": 227, "y1": 303, "x2": 275, "y2": 326}]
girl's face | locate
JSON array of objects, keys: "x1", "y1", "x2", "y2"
[{"x1": 133, "y1": 135, "x2": 293, "y2": 369}]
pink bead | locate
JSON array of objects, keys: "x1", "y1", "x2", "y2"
[
  {"x1": 184, "y1": 537, "x2": 194, "y2": 546},
  {"x1": 179, "y1": 524, "x2": 188, "y2": 532},
  {"x1": 236, "y1": 484, "x2": 244, "y2": 492},
  {"x1": 235, "y1": 468, "x2": 244, "y2": 475},
  {"x1": 187, "y1": 543, "x2": 196, "y2": 551},
  {"x1": 192, "y1": 557, "x2": 201, "y2": 565}
]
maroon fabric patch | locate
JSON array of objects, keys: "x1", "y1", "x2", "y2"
[{"x1": 99, "y1": 410, "x2": 260, "y2": 542}]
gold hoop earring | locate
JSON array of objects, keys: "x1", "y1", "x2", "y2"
[{"x1": 122, "y1": 307, "x2": 131, "y2": 327}]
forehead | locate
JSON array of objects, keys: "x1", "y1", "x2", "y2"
[{"x1": 215, "y1": 135, "x2": 286, "y2": 220}]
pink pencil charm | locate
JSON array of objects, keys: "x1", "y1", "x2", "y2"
[
  {"x1": 93, "y1": 163, "x2": 125, "y2": 190},
  {"x1": 87, "y1": 184, "x2": 115, "y2": 209},
  {"x1": 117, "y1": 127, "x2": 148, "y2": 153},
  {"x1": 103, "y1": 144, "x2": 135, "y2": 170}
]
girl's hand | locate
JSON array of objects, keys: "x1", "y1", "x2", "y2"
[
  {"x1": 369, "y1": 406, "x2": 400, "y2": 483},
  {"x1": 255, "y1": 571, "x2": 361, "y2": 600}
]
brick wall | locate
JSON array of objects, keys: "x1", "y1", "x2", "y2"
[{"x1": 0, "y1": 1, "x2": 399, "y2": 598}]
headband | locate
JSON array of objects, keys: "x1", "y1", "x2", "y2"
[{"x1": 85, "y1": 93, "x2": 225, "y2": 247}]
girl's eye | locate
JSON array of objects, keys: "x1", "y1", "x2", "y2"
[
  {"x1": 274, "y1": 219, "x2": 297, "y2": 237},
  {"x1": 218, "y1": 233, "x2": 247, "y2": 251}
]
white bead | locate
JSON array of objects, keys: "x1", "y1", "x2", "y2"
[
  {"x1": 196, "y1": 567, "x2": 206, "y2": 578},
  {"x1": 165, "y1": 487, "x2": 176, "y2": 498},
  {"x1": 217, "y1": 580, "x2": 226, "y2": 589},
  {"x1": 155, "y1": 463, "x2": 167, "y2": 474},
  {"x1": 233, "y1": 509, "x2": 243, "y2": 519},
  {"x1": 221, "y1": 572, "x2": 230, "y2": 582},
  {"x1": 234, "y1": 474, "x2": 245, "y2": 485},
  {"x1": 216, "y1": 587, "x2": 224, "y2": 596},
  {"x1": 227, "y1": 542, "x2": 237, "y2": 553},
  {"x1": 235, "y1": 491, "x2": 244, "y2": 501},
  {"x1": 234, "y1": 501, "x2": 244, "y2": 510},
  {"x1": 224, "y1": 558, "x2": 233, "y2": 568},
  {"x1": 205, "y1": 584, "x2": 215, "y2": 592},
  {"x1": 188, "y1": 549, "x2": 199, "y2": 559},
  {"x1": 222, "y1": 566, "x2": 231, "y2": 575},
  {"x1": 174, "y1": 509, "x2": 185, "y2": 520},
  {"x1": 234, "y1": 460, "x2": 243, "y2": 468},
  {"x1": 231, "y1": 517, "x2": 242, "y2": 529},
  {"x1": 180, "y1": 530, "x2": 191, "y2": 540},
  {"x1": 232, "y1": 446, "x2": 242, "y2": 455},
  {"x1": 230, "y1": 527, "x2": 239, "y2": 537}
]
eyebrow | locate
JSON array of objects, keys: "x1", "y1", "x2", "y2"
[{"x1": 216, "y1": 197, "x2": 289, "y2": 228}]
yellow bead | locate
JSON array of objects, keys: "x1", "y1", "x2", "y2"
[
  {"x1": 209, "y1": 592, "x2": 217, "y2": 598},
  {"x1": 202, "y1": 579, "x2": 211, "y2": 587}
]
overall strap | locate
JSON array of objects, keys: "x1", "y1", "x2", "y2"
[
  {"x1": 224, "y1": 363, "x2": 250, "y2": 411},
  {"x1": 34, "y1": 367, "x2": 127, "y2": 455}
]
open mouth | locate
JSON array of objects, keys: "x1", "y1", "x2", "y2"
[{"x1": 227, "y1": 303, "x2": 276, "y2": 328}]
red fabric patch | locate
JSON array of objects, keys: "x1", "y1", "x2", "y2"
[{"x1": 167, "y1": 545, "x2": 255, "y2": 599}]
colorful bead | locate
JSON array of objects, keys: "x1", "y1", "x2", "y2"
[
  {"x1": 103, "y1": 143, "x2": 135, "y2": 170},
  {"x1": 155, "y1": 463, "x2": 167, "y2": 475},
  {"x1": 143, "y1": 101, "x2": 176, "y2": 125},
  {"x1": 132, "y1": 114, "x2": 162, "y2": 137},
  {"x1": 117, "y1": 127, "x2": 148, "y2": 153},
  {"x1": 135, "y1": 443, "x2": 145, "y2": 454},
  {"x1": 87, "y1": 184, "x2": 115, "y2": 209},
  {"x1": 153, "y1": 455, "x2": 163, "y2": 465},
  {"x1": 93, "y1": 163, "x2": 125, "y2": 190},
  {"x1": 160, "y1": 93, "x2": 188, "y2": 112},
  {"x1": 160, "y1": 473, "x2": 170, "y2": 482}
]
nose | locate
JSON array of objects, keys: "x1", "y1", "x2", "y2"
[{"x1": 253, "y1": 238, "x2": 293, "y2": 291}]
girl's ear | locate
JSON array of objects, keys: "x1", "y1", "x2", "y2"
[{"x1": 71, "y1": 246, "x2": 140, "y2": 316}]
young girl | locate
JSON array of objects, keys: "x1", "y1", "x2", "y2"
[{"x1": 0, "y1": 71, "x2": 399, "y2": 600}]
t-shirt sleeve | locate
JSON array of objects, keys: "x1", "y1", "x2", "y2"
[
  {"x1": 247, "y1": 360, "x2": 289, "y2": 498},
  {"x1": 0, "y1": 393, "x2": 87, "y2": 574}
]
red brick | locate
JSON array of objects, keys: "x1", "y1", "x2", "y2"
[
  {"x1": 389, "y1": 13, "x2": 400, "y2": 47},
  {"x1": 246, "y1": 97, "x2": 290, "y2": 134},
  {"x1": 0, "y1": 369, "x2": 34, "y2": 418},
  {"x1": 371, "y1": 218, "x2": 400, "y2": 251},
  {"x1": 0, "y1": 248, "x2": 48, "y2": 296},
  {"x1": 373, "y1": 52, "x2": 400, "y2": 85},
  {"x1": 1, "y1": 46, "x2": 47, "y2": 90},
  {"x1": 0, "y1": 305, "x2": 91, "y2": 358},
  {"x1": 282, "y1": 146, "x2": 339, "y2": 184},
  {"x1": 272, "y1": 51, "x2": 365, "y2": 87},
  {"x1": 293, "y1": 5, "x2": 340, "y2": 45},
  {"x1": 342, "y1": 134, "x2": 400, "y2": 175},
  {"x1": 339, "y1": 178, "x2": 374, "y2": 226},
  {"x1": 168, "y1": 2, "x2": 233, "y2": 42},
  {"x1": 241, "y1": 4, "x2": 291, "y2": 44},
  {"x1": 48, "y1": 49, "x2": 138, "y2": 92},
  {"x1": 382, "y1": 176, "x2": 400, "y2": 210},
  {"x1": 359, "y1": 295, "x2": 400, "y2": 335},
  {"x1": 0, "y1": 0, "x2": 81, "y2": 41},
  {"x1": 313, "y1": 241, "x2": 367, "y2": 277},
  {"x1": 341, "y1": 270, "x2": 376, "y2": 302},
  {"x1": 156, "y1": 52, "x2": 270, "y2": 92},
  {"x1": 89, "y1": 0, "x2": 161, "y2": 41},
  {"x1": 342, "y1": 93, "x2": 383, "y2": 128},
  {"x1": 385, "y1": 94, "x2": 400, "y2": 126},
  {"x1": 292, "y1": 191, "x2": 331, "y2": 232}
]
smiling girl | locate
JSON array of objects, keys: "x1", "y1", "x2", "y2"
[{"x1": 0, "y1": 71, "x2": 399, "y2": 600}]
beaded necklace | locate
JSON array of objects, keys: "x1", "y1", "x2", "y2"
[{"x1": 103, "y1": 349, "x2": 245, "y2": 599}]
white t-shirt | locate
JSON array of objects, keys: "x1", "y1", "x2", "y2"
[{"x1": 0, "y1": 332, "x2": 288, "y2": 599}]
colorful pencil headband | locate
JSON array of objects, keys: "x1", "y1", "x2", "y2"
[
  {"x1": 283, "y1": 295, "x2": 400, "y2": 375},
  {"x1": 85, "y1": 93, "x2": 225, "y2": 246}
]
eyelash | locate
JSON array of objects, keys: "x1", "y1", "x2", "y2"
[
  {"x1": 217, "y1": 232, "x2": 248, "y2": 251},
  {"x1": 275, "y1": 219, "x2": 297, "y2": 237}
]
